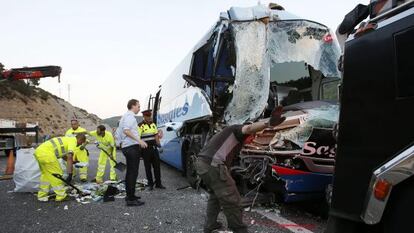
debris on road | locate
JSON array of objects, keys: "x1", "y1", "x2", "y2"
[
  {"x1": 63, "y1": 205, "x2": 68, "y2": 210},
  {"x1": 64, "y1": 179, "x2": 147, "y2": 204}
]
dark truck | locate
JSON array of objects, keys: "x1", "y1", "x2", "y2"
[{"x1": 326, "y1": 1, "x2": 414, "y2": 232}]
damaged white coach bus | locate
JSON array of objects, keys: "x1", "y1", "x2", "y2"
[{"x1": 144, "y1": 4, "x2": 341, "y2": 204}]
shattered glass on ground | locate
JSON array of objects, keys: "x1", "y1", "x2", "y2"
[{"x1": 68, "y1": 179, "x2": 147, "y2": 204}]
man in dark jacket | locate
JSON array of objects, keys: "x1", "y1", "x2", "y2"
[{"x1": 196, "y1": 106, "x2": 285, "y2": 233}]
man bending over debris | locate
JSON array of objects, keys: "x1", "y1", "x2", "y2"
[
  {"x1": 34, "y1": 133, "x2": 87, "y2": 202},
  {"x1": 196, "y1": 106, "x2": 285, "y2": 233},
  {"x1": 89, "y1": 125, "x2": 117, "y2": 183}
]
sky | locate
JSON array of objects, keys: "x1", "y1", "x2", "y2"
[{"x1": 1, "y1": 0, "x2": 366, "y2": 119}]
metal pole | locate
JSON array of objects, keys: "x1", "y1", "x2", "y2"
[{"x1": 68, "y1": 84, "x2": 71, "y2": 102}]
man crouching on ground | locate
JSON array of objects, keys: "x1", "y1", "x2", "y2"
[
  {"x1": 196, "y1": 106, "x2": 286, "y2": 233},
  {"x1": 34, "y1": 133, "x2": 87, "y2": 202}
]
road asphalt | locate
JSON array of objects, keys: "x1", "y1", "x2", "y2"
[{"x1": 0, "y1": 146, "x2": 326, "y2": 233}]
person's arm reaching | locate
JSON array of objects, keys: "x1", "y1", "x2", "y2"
[
  {"x1": 124, "y1": 129, "x2": 148, "y2": 148},
  {"x1": 242, "y1": 106, "x2": 286, "y2": 135},
  {"x1": 241, "y1": 121, "x2": 268, "y2": 135},
  {"x1": 88, "y1": 130, "x2": 97, "y2": 137}
]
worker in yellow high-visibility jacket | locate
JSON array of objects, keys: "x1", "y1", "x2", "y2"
[
  {"x1": 65, "y1": 119, "x2": 87, "y2": 136},
  {"x1": 65, "y1": 119, "x2": 88, "y2": 182},
  {"x1": 89, "y1": 125, "x2": 117, "y2": 183},
  {"x1": 34, "y1": 134, "x2": 87, "y2": 202}
]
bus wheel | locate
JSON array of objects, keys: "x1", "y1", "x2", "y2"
[
  {"x1": 383, "y1": 177, "x2": 414, "y2": 233},
  {"x1": 186, "y1": 145, "x2": 200, "y2": 189}
]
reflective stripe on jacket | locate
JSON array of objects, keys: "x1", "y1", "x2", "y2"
[
  {"x1": 138, "y1": 122, "x2": 158, "y2": 142},
  {"x1": 35, "y1": 136, "x2": 77, "y2": 159}
]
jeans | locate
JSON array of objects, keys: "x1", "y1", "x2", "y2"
[{"x1": 121, "y1": 144, "x2": 141, "y2": 200}]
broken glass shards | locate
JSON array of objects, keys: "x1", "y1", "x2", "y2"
[
  {"x1": 268, "y1": 21, "x2": 341, "y2": 78},
  {"x1": 224, "y1": 21, "x2": 270, "y2": 125},
  {"x1": 270, "y1": 104, "x2": 339, "y2": 148}
]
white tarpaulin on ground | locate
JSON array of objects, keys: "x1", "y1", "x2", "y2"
[{"x1": 13, "y1": 148, "x2": 40, "y2": 192}]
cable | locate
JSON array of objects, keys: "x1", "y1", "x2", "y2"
[{"x1": 250, "y1": 180, "x2": 264, "y2": 210}]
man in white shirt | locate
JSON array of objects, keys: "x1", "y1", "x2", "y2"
[{"x1": 118, "y1": 99, "x2": 147, "y2": 206}]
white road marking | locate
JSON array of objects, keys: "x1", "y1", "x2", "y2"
[{"x1": 252, "y1": 209, "x2": 315, "y2": 233}]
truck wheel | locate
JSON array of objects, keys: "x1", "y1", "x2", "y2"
[
  {"x1": 185, "y1": 146, "x2": 200, "y2": 189},
  {"x1": 383, "y1": 177, "x2": 414, "y2": 233}
]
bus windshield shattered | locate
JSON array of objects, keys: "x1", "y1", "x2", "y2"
[
  {"x1": 224, "y1": 20, "x2": 341, "y2": 125},
  {"x1": 220, "y1": 19, "x2": 341, "y2": 203}
]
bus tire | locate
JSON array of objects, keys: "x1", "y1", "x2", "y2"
[{"x1": 383, "y1": 177, "x2": 414, "y2": 233}]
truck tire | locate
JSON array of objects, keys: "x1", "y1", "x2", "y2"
[
  {"x1": 185, "y1": 145, "x2": 200, "y2": 189},
  {"x1": 383, "y1": 177, "x2": 414, "y2": 233}
]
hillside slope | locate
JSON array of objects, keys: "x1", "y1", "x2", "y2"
[
  {"x1": 0, "y1": 80, "x2": 101, "y2": 136},
  {"x1": 103, "y1": 115, "x2": 143, "y2": 128}
]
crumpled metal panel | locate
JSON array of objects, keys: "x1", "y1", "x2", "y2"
[
  {"x1": 224, "y1": 21, "x2": 270, "y2": 125},
  {"x1": 271, "y1": 104, "x2": 339, "y2": 148},
  {"x1": 228, "y1": 5, "x2": 270, "y2": 21}
]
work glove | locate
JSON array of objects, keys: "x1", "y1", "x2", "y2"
[
  {"x1": 268, "y1": 106, "x2": 286, "y2": 127},
  {"x1": 75, "y1": 162, "x2": 89, "y2": 168},
  {"x1": 66, "y1": 173, "x2": 73, "y2": 183}
]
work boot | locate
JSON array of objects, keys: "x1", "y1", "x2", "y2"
[
  {"x1": 126, "y1": 199, "x2": 145, "y2": 206},
  {"x1": 147, "y1": 184, "x2": 154, "y2": 191},
  {"x1": 155, "y1": 184, "x2": 166, "y2": 189},
  {"x1": 55, "y1": 195, "x2": 70, "y2": 202},
  {"x1": 124, "y1": 195, "x2": 141, "y2": 201},
  {"x1": 91, "y1": 178, "x2": 103, "y2": 184},
  {"x1": 204, "y1": 222, "x2": 224, "y2": 233}
]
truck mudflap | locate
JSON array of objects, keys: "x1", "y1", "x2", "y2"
[{"x1": 271, "y1": 165, "x2": 333, "y2": 202}]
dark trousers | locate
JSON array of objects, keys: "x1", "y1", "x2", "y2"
[
  {"x1": 195, "y1": 159, "x2": 248, "y2": 233},
  {"x1": 142, "y1": 146, "x2": 161, "y2": 186},
  {"x1": 121, "y1": 145, "x2": 141, "y2": 200}
]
